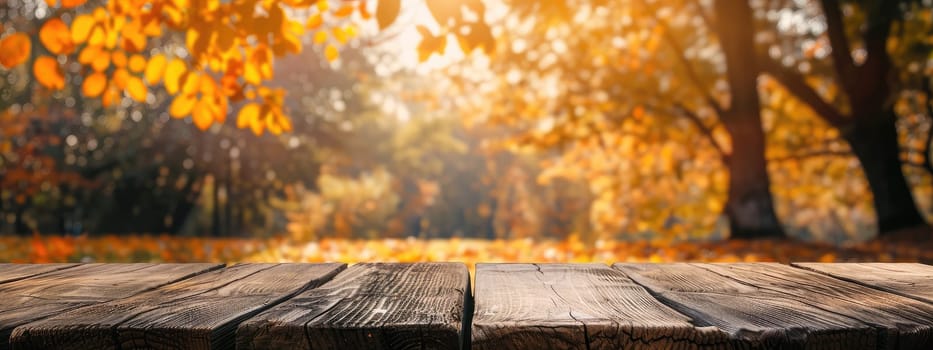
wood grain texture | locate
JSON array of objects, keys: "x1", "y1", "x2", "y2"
[
  {"x1": 794, "y1": 263, "x2": 933, "y2": 304},
  {"x1": 0, "y1": 263, "x2": 219, "y2": 350},
  {"x1": 471, "y1": 263, "x2": 732, "y2": 350},
  {"x1": 616, "y1": 263, "x2": 933, "y2": 349},
  {"x1": 238, "y1": 262, "x2": 470, "y2": 350},
  {"x1": 10, "y1": 263, "x2": 344, "y2": 350},
  {"x1": 0, "y1": 264, "x2": 78, "y2": 285}
]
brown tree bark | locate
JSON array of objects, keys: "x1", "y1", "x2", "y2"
[
  {"x1": 769, "y1": 0, "x2": 930, "y2": 238},
  {"x1": 843, "y1": 108, "x2": 927, "y2": 234},
  {"x1": 713, "y1": 0, "x2": 786, "y2": 239}
]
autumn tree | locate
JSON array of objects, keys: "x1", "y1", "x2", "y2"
[
  {"x1": 758, "y1": 0, "x2": 933, "y2": 237},
  {"x1": 0, "y1": 0, "x2": 493, "y2": 236},
  {"x1": 445, "y1": 0, "x2": 787, "y2": 239},
  {"x1": 708, "y1": 0, "x2": 785, "y2": 239},
  {"x1": 459, "y1": 0, "x2": 933, "y2": 240},
  {"x1": 0, "y1": 0, "x2": 490, "y2": 133}
]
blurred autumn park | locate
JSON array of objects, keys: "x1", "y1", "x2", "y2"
[{"x1": 1, "y1": 0, "x2": 933, "y2": 264}]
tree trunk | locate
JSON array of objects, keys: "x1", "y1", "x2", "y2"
[
  {"x1": 211, "y1": 174, "x2": 221, "y2": 237},
  {"x1": 845, "y1": 108, "x2": 928, "y2": 235},
  {"x1": 169, "y1": 176, "x2": 202, "y2": 234},
  {"x1": 722, "y1": 114, "x2": 785, "y2": 239},
  {"x1": 485, "y1": 199, "x2": 498, "y2": 240},
  {"x1": 714, "y1": 0, "x2": 786, "y2": 239},
  {"x1": 15, "y1": 205, "x2": 30, "y2": 236}
]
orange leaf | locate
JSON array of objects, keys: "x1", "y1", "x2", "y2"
[
  {"x1": 376, "y1": 0, "x2": 400, "y2": 30},
  {"x1": 101, "y1": 85, "x2": 120, "y2": 107},
  {"x1": 39, "y1": 19, "x2": 75, "y2": 55},
  {"x1": 324, "y1": 44, "x2": 339, "y2": 62},
  {"x1": 250, "y1": 113, "x2": 265, "y2": 135},
  {"x1": 237, "y1": 103, "x2": 260, "y2": 129},
  {"x1": 70, "y1": 15, "x2": 95, "y2": 44},
  {"x1": 181, "y1": 72, "x2": 200, "y2": 95},
  {"x1": 81, "y1": 72, "x2": 107, "y2": 97},
  {"x1": 128, "y1": 54, "x2": 146, "y2": 72},
  {"x1": 61, "y1": 0, "x2": 88, "y2": 8},
  {"x1": 77, "y1": 45, "x2": 100, "y2": 64},
  {"x1": 144, "y1": 54, "x2": 166, "y2": 85},
  {"x1": 633, "y1": 105, "x2": 645, "y2": 119},
  {"x1": 0, "y1": 33, "x2": 31, "y2": 68},
  {"x1": 111, "y1": 50, "x2": 127, "y2": 68},
  {"x1": 359, "y1": 0, "x2": 371, "y2": 19},
  {"x1": 86, "y1": 24, "x2": 105, "y2": 47},
  {"x1": 164, "y1": 59, "x2": 187, "y2": 94},
  {"x1": 244, "y1": 46, "x2": 272, "y2": 85},
  {"x1": 122, "y1": 21, "x2": 147, "y2": 53},
  {"x1": 112, "y1": 68, "x2": 129, "y2": 89},
  {"x1": 198, "y1": 75, "x2": 217, "y2": 95},
  {"x1": 169, "y1": 93, "x2": 196, "y2": 117},
  {"x1": 306, "y1": 13, "x2": 323, "y2": 29},
  {"x1": 333, "y1": 5, "x2": 354, "y2": 17},
  {"x1": 332, "y1": 27, "x2": 349, "y2": 44},
  {"x1": 33, "y1": 56, "x2": 66, "y2": 90},
  {"x1": 126, "y1": 76, "x2": 147, "y2": 102},
  {"x1": 313, "y1": 30, "x2": 327, "y2": 44},
  {"x1": 192, "y1": 100, "x2": 214, "y2": 130},
  {"x1": 90, "y1": 50, "x2": 110, "y2": 72}
]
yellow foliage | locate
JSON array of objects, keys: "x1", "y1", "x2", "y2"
[
  {"x1": 7, "y1": 0, "x2": 491, "y2": 133},
  {"x1": 70, "y1": 15, "x2": 95, "y2": 44},
  {"x1": 236, "y1": 103, "x2": 261, "y2": 130},
  {"x1": 89, "y1": 49, "x2": 110, "y2": 72},
  {"x1": 144, "y1": 54, "x2": 167, "y2": 85},
  {"x1": 170, "y1": 93, "x2": 197, "y2": 117},
  {"x1": 112, "y1": 67, "x2": 129, "y2": 89},
  {"x1": 111, "y1": 50, "x2": 127, "y2": 68},
  {"x1": 164, "y1": 59, "x2": 187, "y2": 95},
  {"x1": 307, "y1": 13, "x2": 323, "y2": 29},
  {"x1": 324, "y1": 44, "x2": 339, "y2": 62},
  {"x1": 128, "y1": 54, "x2": 146, "y2": 73},
  {"x1": 126, "y1": 76, "x2": 148, "y2": 102},
  {"x1": 313, "y1": 31, "x2": 328, "y2": 44}
]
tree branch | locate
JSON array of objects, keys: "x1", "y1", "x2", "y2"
[
  {"x1": 640, "y1": 0, "x2": 725, "y2": 116},
  {"x1": 758, "y1": 54, "x2": 850, "y2": 128},
  {"x1": 819, "y1": 0, "x2": 856, "y2": 95},
  {"x1": 689, "y1": 0, "x2": 715, "y2": 33},
  {"x1": 672, "y1": 103, "x2": 730, "y2": 164},
  {"x1": 860, "y1": 0, "x2": 897, "y2": 73},
  {"x1": 768, "y1": 150, "x2": 852, "y2": 162}
]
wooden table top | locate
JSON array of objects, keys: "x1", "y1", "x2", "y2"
[{"x1": 0, "y1": 262, "x2": 930, "y2": 349}]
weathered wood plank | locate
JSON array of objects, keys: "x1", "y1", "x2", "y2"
[
  {"x1": 10, "y1": 263, "x2": 344, "y2": 350},
  {"x1": 0, "y1": 263, "x2": 219, "y2": 350},
  {"x1": 616, "y1": 263, "x2": 933, "y2": 349},
  {"x1": 471, "y1": 263, "x2": 732, "y2": 350},
  {"x1": 238, "y1": 262, "x2": 470, "y2": 350},
  {"x1": 0, "y1": 264, "x2": 78, "y2": 285},
  {"x1": 794, "y1": 262, "x2": 933, "y2": 304}
]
